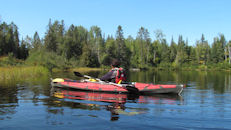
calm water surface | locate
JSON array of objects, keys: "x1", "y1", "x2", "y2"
[{"x1": 1, "y1": 70, "x2": 231, "y2": 129}]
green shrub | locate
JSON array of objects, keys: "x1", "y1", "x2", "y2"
[
  {"x1": 26, "y1": 50, "x2": 71, "y2": 71},
  {"x1": 0, "y1": 53, "x2": 23, "y2": 66}
]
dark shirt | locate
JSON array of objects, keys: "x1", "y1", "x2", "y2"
[{"x1": 100, "y1": 69, "x2": 117, "y2": 82}]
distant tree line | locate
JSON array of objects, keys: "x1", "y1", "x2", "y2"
[
  {"x1": 0, "y1": 22, "x2": 29, "y2": 59},
  {"x1": 1, "y1": 20, "x2": 231, "y2": 70}
]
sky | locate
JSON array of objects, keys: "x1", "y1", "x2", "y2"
[{"x1": 0, "y1": 0, "x2": 231, "y2": 45}]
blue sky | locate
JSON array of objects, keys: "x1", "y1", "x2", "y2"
[{"x1": 0, "y1": 0, "x2": 231, "y2": 45}]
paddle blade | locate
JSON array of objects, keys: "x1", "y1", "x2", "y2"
[
  {"x1": 125, "y1": 86, "x2": 139, "y2": 94},
  {"x1": 74, "y1": 71, "x2": 84, "y2": 77}
]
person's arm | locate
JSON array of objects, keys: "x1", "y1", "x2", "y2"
[{"x1": 100, "y1": 71, "x2": 114, "y2": 81}]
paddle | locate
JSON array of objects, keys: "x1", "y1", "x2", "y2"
[{"x1": 73, "y1": 71, "x2": 139, "y2": 94}]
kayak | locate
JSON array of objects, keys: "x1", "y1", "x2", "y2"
[{"x1": 51, "y1": 78, "x2": 184, "y2": 95}]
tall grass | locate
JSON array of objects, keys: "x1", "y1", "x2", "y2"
[
  {"x1": 0, "y1": 66, "x2": 49, "y2": 87},
  {"x1": 71, "y1": 67, "x2": 104, "y2": 73}
]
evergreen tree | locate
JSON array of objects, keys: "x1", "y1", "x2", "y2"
[
  {"x1": 11, "y1": 22, "x2": 19, "y2": 57},
  {"x1": 44, "y1": 20, "x2": 57, "y2": 52},
  {"x1": 160, "y1": 39, "x2": 170, "y2": 63},
  {"x1": 152, "y1": 40, "x2": 161, "y2": 66},
  {"x1": 211, "y1": 34, "x2": 226, "y2": 63},
  {"x1": 115, "y1": 25, "x2": 131, "y2": 68},
  {"x1": 80, "y1": 43, "x2": 99, "y2": 67},
  {"x1": 175, "y1": 35, "x2": 187, "y2": 65},
  {"x1": 189, "y1": 46, "x2": 197, "y2": 64},
  {"x1": 169, "y1": 37, "x2": 177, "y2": 62},
  {"x1": 195, "y1": 34, "x2": 210, "y2": 64},
  {"x1": 154, "y1": 30, "x2": 169, "y2": 64},
  {"x1": 0, "y1": 23, "x2": 5, "y2": 55},
  {"x1": 89, "y1": 26, "x2": 103, "y2": 64},
  {"x1": 126, "y1": 35, "x2": 138, "y2": 67},
  {"x1": 44, "y1": 20, "x2": 65, "y2": 53},
  {"x1": 32, "y1": 32, "x2": 42, "y2": 50},
  {"x1": 5, "y1": 26, "x2": 14, "y2": 55},
  {"x1": 102, "y1": 36, "x2": 116, "y2": 66},
  {"x1": 18, "y1": 39, "x2": 29, "y2": 59},
  {"x1": 63, "y1": 25, "x2": 80, "y2": 59},
  {"x1": 136, "y1": 27, "x2": 152, "y2": 67},
  {"x1": 137, "y1": 27, "x2": 145, "y2": 67}
]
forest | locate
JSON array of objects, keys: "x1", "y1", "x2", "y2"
[{"x1": 1, "y1": 19, "x2": 231, "y2": 71}]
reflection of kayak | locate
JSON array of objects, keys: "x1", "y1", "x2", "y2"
[
  {"x1": 51, "y1": 87, "x2": 181, "y2": 105},
  {"x1": 51, "y1": 78, "x2": 184, "y2": 95},
  {"x1": 50, "y1": 88, "x2": 147, "y2": 121},
  {"x1": 52, "y1": 87, "x2": 128, "y2": 103},
  {"x1": 50, "y1": 88, "x2": 182, "y2": 121}
]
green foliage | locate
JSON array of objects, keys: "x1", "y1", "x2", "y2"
[
  {"x1": 169, "y1": 38, "x2": 177, "y2": 62},
  {"x1": 80, "y1": 44, "x2": 100, "y2": 67},
  {"x1": 195, "y1": 34, "x2": 210, "y2": 65},
  {"x1": 101, "y1": 37, "x2": 116, "y2": 66},
  {"x1": 32, "y1": 32, "x2": 42, "y2": 50},
  {"x1": 115, "y1": 25, "x2": 131, "y2": 69},
  {"x1": 157, "y1": 62, "x2": 173, "y2": 70},
  {"x1": 89, "y1": 26, "x2": 103, "y2": 64},
  {"x1": 211, "y1": 34, "x2": 226, "y2": 63},
  {"x1": 0, "y1": 53, "x2": 22, "y2": 66},
  {"x1": 62, "y1": 25, "x2": 86, "y2": 60},
  {"x1": 136, "y1": 27, "x2": 152, "y2": 68},
  {"x1": 1, "y1": 19, "x2": 231, "y2": 71},
  {"x1": 0, "y1": 22, "x2": 23, "y2": 58},
  {"x1": 26, "y1": 49, "x2": 69, "y2": 71},
  {"x1": 198, "y1": 64, "x2": 208, "y2": 71}
]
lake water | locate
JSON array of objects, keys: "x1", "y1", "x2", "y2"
[{"x1": 1, "y1": 70, "x2": 231, "y2": 129}]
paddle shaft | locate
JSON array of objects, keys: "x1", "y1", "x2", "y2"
[
  {"x1": 74, "y1": 71, "x2": 139, "y2": 93},
  {"x1": 82, "y1": 74, "x2": 125, "y2": 87}
]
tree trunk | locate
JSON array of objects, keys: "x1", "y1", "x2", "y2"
[
  {"x1": 153, "y1": 50, "x2": 156, "y2": 64},
  {"x1": 229, "y1": 46, "x2": 231, "y2": 64}
]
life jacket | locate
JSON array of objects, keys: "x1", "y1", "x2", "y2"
[{"x1": 112, "y1": 67, "x2": 126, "y2": 84}]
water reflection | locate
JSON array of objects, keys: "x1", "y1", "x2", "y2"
[
  {"x1": 0, "y1": 87, "x2": 18, "y2": 120},
  {"x1": 1, "y1": 70, "x2": 231, "y2": 129},
  {"x1": 50, "y1": 87, "x2": 182, "y2": 121}
]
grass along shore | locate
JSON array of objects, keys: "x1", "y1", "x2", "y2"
[{"x1": 0, "y1": 66, "x2": 49, "y2": 87}]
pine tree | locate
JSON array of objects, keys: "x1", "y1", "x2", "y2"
[
  {"x1": 32, "y1": 32, "x2": 42, "y2": 50},
  {"x1": 115, "y1": 25, "x2": 131, "y2": 68},
  {"x1": 44, "y1": 20, "x2": 57, "y2": 52},
  {"x1": 169, "y1": 37, "x2": 177, "y2": 63},
  {"x1": 211, "y1": 34, "x2": 226, "y2": 63},
  {"x1": 175, "y1": 35, "x2": 187, "y2": 65},
  {"x1": 195, "y1": 34, "x2": 210, "y2": 64}
]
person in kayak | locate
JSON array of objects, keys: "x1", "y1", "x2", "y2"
[{"x1": 100, "y1": 59, "x2": 126, "y2": 84}]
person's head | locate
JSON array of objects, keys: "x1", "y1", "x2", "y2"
[{"x1": 111, "y1": 59, "x2": 120, "y2": 67}]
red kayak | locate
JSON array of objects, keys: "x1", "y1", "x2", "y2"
[{"x1": 51, "y1": 78, "x2": 184, "y2": 95}]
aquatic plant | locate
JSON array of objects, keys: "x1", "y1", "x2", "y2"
[{"x1": 0, "y1": 66, "x2": 49, "y2": 87}]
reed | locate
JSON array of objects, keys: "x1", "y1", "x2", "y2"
[
  {"x1": 71, "y1": 67, "x2": 104, "y2": 73},
  {"x1": 0, "y1": 66, "x2": 49, "y2": 87}
]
